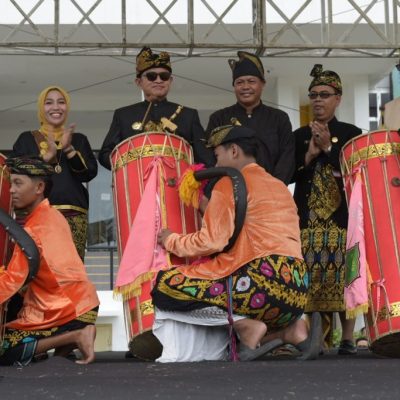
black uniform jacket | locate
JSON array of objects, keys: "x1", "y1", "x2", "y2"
[
  {"x1": 292, "y1": 117, "x2": 362, "y2": 229},
  {"x1": 12, "y1": 131, "x2": 98, "y2": 211},
  {"x1": 99, "y1": 99, "x2": 214, "y2": 170},
  {"x1": 206, "y1": 102, "x2": 295, "y2": 185}
]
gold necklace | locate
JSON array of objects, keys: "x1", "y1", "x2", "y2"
[
  {"x1": 35, "y1": 131, "x2": 63, "y2": 173},
  {"x1": 54, "y1": 143, "x2": 63, "y2": 174},
  {"x1": 39, "y1": 140, "x2": 63, "y2": 173},
  {"x1": 132, "y1": 101, "x2": 153, "y2": 131}
]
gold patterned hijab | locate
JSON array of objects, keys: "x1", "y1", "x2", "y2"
[{"x1": 37, "y1": 86, "x2": 70, "y2": 139}]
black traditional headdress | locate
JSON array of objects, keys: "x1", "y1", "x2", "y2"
[
  {"x1": 308, "y1": 64, "x2": 342, "y2": 94},
  {"x1": 207, "y1": 125, "x2": 256, "y2": 148},
  {"x1": 6, "y1": 156, "x2": 54, "y2": 176},
  {"x1": 228, "y1": 51, "x2": 265, "y2": 84},
  {"x1": 136, "y1": 47, "x2": 172, "y2": 77}
]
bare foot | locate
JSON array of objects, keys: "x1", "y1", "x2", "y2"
[
  {"x1": 75, "y1": 325, "x2": 96, "y2": 365},
  {"x1": 234, "y1": 318, "x2": 267, "y2": 349},
  {"x1": 260, "y1": 317, "x2": 308, "y2": 346},
  {"x1": 284, "y1": 318, "x2": 308, "y2": 346}
]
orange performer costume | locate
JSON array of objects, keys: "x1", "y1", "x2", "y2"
[
  {"x1": 0, "y1": 197, "x2": 99, "y2": 365},
  {"x1": 165, "y1": 162, "x2": 303, "y2": 280}
]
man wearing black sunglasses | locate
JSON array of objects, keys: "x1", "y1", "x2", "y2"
[
  {"x1": 292, "y1": 65, "x2": 362, "y2": 356},
  {"x1": 206, "y1": 51, "x2": 295, "y2": 185},
  {"x1": 99, "y1": 47, "x2": 214, "y2": 170}
]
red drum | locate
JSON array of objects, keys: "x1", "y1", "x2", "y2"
[
  {"x1": 111, "y1": 133, "x2": 199, "y2": 359},
  {"x1": 341, "y1": 130, "x2": 400, "y2": 356},
  {"x1": 0, "y1": 153, "x2": 11, "y2": 346}
]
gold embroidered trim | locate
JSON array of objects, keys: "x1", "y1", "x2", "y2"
[
  {"x1": 346, "y1": 143, "x2": 400, "y2": 167},
  {"x1": 376, "y1": 301, "x2": 400, "y2": 321},
  {"x1": 69, "y1": 151, "x2": 88, "y2": 172},
  {"x1": 113, "y1": 145, "x2": 189, "y2": 171},
  {"x1": 53, "y1": 204, "x2": 88, "y2": 214},
  {"x1": 139, "y1": 299, "x2": 154, "y2": 317},
  {"x1": 135, "y1": 104, "x2": 184, "y2": 133},
  {"x1": 77, "y1": 309, "x2": 98, "y2": 324},
  {"x1": 307, "y1": 163, "x2": 341, "y2": 220}
]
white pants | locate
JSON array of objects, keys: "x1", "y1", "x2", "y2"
[{"x1": 153, "y1": 307, "x2": 245, "y2": 363}]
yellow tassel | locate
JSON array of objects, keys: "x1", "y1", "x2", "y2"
[
  {"x1": 345, "y1": 303, "x2": 369, "y2": 320},
  {"x1": 113, "y1": 271, "x2": 155, "y2": 301},
  {"x1": 178, "y1": 169, "x2": 202, "y2": 209}
]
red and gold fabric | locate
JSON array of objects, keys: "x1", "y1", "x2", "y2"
[
  {"x1": 341, "y1": 129, "x2": 400, "y2": 357},
  {"x1": 111, "y1": 133, "x2": 199, "y2": 342}
]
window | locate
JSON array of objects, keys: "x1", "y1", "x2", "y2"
[
  {"x1": 87, "y1": 159, "x2": 115, "y2": 248},
  {"x1": 368, "y1": 89, "x2": 391, "y2": 131}
]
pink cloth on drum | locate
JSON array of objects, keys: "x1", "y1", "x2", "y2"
[
  {"x1": 115, "y1": 158, "x2": 168, "y2": 299},
  {"x1": 344, "y1": 171, "x2": 369, "y2": 318}
]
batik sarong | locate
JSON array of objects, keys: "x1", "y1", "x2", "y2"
[
  {"x1": 61, "y1": 210, "x2": 88, "y2": 261},
  {"x1": 152, "y1": 255, "x2": 308, "y2": 332},
  {"x1": 0, "y1": 308, "x2": 98, "y2": 366},
  {"x1": 302, "y1": 162, "x2": 346, "y2": 313}
]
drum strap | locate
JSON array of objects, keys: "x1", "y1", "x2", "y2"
[
  {"x1": 0, "y1": 210, "x2": 40, "y2": 333},
  {"x1": 194, "y1": 167, "x2": 247, "y2": 362},
  {"x1": 372, "y1": 279, "x2": 391, "y2": 325},
  {"x1": 194, "y1": 167, "x2": 247, "y2": 253},
  {"x1": 0, "y1": 209, "x2": 40, "y2": 284}
]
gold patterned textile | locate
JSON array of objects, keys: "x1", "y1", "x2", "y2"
[
  {"x1": 228, "y1": 51, "x2": 265, "y2": 83},
  {"x1": 76, "y1": 309, "x2": 98, "y2": 324},
  {"x1": 0, "y1": 308, "x2": 98, "y2": 365},
  {"x1": 153, "y1": 255, "x2": 308, "y2": 332},
  {"x1": 142, "y1": 104, "x2": 183, "y2": 133},
  {"x1": 61, "y1": 211, "x2": 88, "y2": 261},
  {"x1": 143, "y1": 121, "x2": 164, "y2": 132},
  {"x1": 136, "y1": 46, "x2": 171, "y2": 76},
  {"x1": 6, "y1": 156, "x2": 54, "y2": 177},
  {"x1": 346, "y1": 142, "x2": 400, "y2": 167},
  {"x1": 113, "y1": 144, "x2": 189, "y2": 171},
  {"x1": 302, "y1": 219, "x2": 347, "y2": 312},
  {"x1": 303, "y1": 162, "x2": 347, "y2": 312},
  {"x1": 308, "y1": 64, "x2": 342, "y2": 94},
  {"x1": 206, "y1": 125, "x2": 255, "y2": 148},
  {"x1": 307, "y1": 162, "x2": 341, "y2": 220}
]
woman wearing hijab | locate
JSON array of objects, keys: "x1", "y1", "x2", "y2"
[{"x1": 12, "y1": 86, "x2": 98, "y2": 260}]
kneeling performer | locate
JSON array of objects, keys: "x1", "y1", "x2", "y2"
[
  {"x1": 152, "y1": 126, "x2": 322, "y2": 362},
  {"x1": 0, "y1": 157, "x2": 99, "y2": 366}
]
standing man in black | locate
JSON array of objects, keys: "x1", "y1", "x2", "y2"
[
  {"x1": 99, "y1": 47, "x2": 213, "y2": 169},
  {"x1": 292, "y1": 65, "x2": 362, "y2": 355},
  {"x1": 206, "y1": 51, "x2": 294, "y2": 185}
]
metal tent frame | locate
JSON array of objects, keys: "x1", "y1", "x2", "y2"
[{"x1": 0, "y1": 0, "x2": 399, "y2": 58}]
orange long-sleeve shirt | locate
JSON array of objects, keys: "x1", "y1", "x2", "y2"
[
  {"x1": 0, "y1": 199, "x2": 99, "y2": 330},
  {"x1": 165, "y1": 163, "x2": 303, "y2": 280}
]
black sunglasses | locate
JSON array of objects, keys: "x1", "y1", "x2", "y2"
[
  {"x1": 143, "y1": 71, "x2": 171, "y2": 82},
  {"x1": 308, "y1": 91, "x2": 337, "y2": 100}
]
